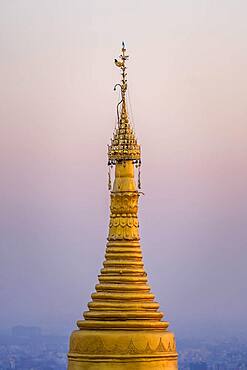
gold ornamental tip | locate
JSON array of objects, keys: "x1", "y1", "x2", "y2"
[{"x1": 108, "y1": 42, "x2": 141, "y2": 165}]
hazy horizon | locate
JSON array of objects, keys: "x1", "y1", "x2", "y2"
[{"x1": 1, "y1": 0, "x2": 247, "y2": 340}]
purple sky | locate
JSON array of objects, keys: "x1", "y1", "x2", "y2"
[{"x1": 1, "y1": 0, "x2": 247, "y2": 339}]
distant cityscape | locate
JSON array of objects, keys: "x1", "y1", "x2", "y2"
[{"x1": 0, "y1": 326, "x2": 247, "y2": 370}]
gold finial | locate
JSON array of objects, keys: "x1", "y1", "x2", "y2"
[
  {"x1": 108, "y1": 42, "x2": 141, "y2": 167},
  {"x1": 114, "y1": 41, "x2": 128, "y2": 101}
]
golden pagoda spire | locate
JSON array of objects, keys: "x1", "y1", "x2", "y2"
[{"x1": 67, "y1": 43, "x2": 178, "y2": 370}]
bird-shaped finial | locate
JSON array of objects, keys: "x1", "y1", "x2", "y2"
[
  {"x1": 114, "y1": 42, "x2": 129, "y2": 66},
  {"x1": 114, "y1": 58, "x2": 124, "y2": 68}
]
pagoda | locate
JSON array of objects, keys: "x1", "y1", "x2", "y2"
[{"x1": 67, "y1": 43, "x2": 178, "y2": 370}]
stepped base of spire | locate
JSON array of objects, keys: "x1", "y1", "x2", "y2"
[
  {"x1": 77, "y1": 320, "x2": 169, "y2": 330},
  {"x1": 68, "y1": 329, "x2": 178, "y2": 370}
]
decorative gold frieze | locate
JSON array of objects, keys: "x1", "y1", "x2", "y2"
[
  {"x1": 70, "y1": 335, "x2": 176, "y2": 356},
  {"x1": 110, "y1": 192, "x2": 139, "y2": 215},
  {"x1": 108, "y1": 216, "x2": 139, "y2": 240}
]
